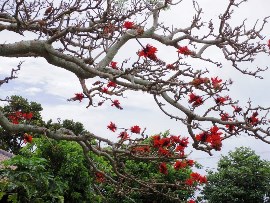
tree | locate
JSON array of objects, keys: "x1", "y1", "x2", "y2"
[
  {"x1": 0, "y1": 0, "x2": 269, "y2": 201},
  {"x1": 0, "y1": 95, "x2": 44, "y2": 154},
  {"x1": 202, "y1": 147, "x2": 270, "y2": 203}
]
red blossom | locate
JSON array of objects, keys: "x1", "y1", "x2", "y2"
[
  {"x1": 185, "y1": 178, "x2": 194, "y2": 186},
  {"x1": 190, "y1": 172, "x2": 207, "y2": 184},
  {"x1": 130, "y1": 125, "x2": 141, "y2": 134},
  {"x1": 159, "y1": 162, "x2": 168, "y2": 175},
  {"x1": 23, "y1": 133, "x2": 33, "y2": 143},
  {"x1": 211, "y1": 76, "x2": 222, "y2": 90},
  {"x1": 110, "y1": 61, "x2": 118, "y2": 69},
  {"x1": 101, "y1": 87, "x2": 109, "y2": 93},
  {"x1": 23, "y1": 112, "x2": 33, "y2": 120},
  {"x1": 188, "y1": 200, "x2": 196, "y2": 203},
  {"x1": 95, "y1": 172, "x2": 105, "y2": 183},
  {"x1": 248, "y1": 112, "x2": 259, "y2": 126},
  {"x1": 196, "y1": 126, "x2": 223, "y2": 150},
  {"x1": 187, "y1": 159, "x2": 195, "y2": 167},
  {"x1": 191, "y1": 77, "x2": 209, "y2": 87},
  {"x1": 166, "y1": 64, "x2": 176, "y2": 70},
  {"x1": 188, "y1": 93, "x2": 204, "y2": 107},
  {"x1": 138, "y1": 44, "x2": 158, "y2": 61},
  {"x1": 74, "y1": 93, "x2": 84, "y2": 102},
  {"x1": 107, "y1": 81, "x2": 117, "y2": 88},
  {"x1": 132, "y1": 146, "x2": 150, "y2": 154},
  {"x1": 111, "y1": 100, "x2": 123, "y2": 110},
  {"x1": 215, "y1": 96, "x2": 228, "y2": 105},
  {"x1": 118, "y1": 131, "x2": 130, "y2": 140},
  {"x1": 159, "y1": 137, "x2": 171, "y2": 147},
  {"x1": 123, "y1": 21, "x2": 135, "y2": 29},
  {"x1": 107, "y1": 122, "x2": 117, "y2": 132},
  {"x1": 174, "y1": 160, "x2": 187, "y2": 170},
  {"x1": 232, "y1": 105, "x2": 242, "y2": 113},
  {"x1": 158, "y1": 147, "x2": 170, "y2": 156},
  {"x1": 220, "y1": 113, "x2": 229, "y2": 121},
  {"x1": 177, "y1": 46, "x2": 192, "y2": 55},
  {"x1": 267, "y1": 39, "x2": 270, "y2": 49}
]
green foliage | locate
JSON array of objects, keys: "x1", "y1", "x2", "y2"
[
  {"x1": 0, "y1": 155, "x2": 64, "y2": 203},
  {"x1": 202, "y1": 147, "x2": 270, "y2": 203}
]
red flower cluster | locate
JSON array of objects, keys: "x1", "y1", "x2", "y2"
[
  {"x1": 166, "y1": 64, "x2": 176, "y2": 70},
  {"x1": 191, "y1": 77, "x2": 209, "y2": 87},
  {"x1": 107, "y1": 122, "x2": 117, "y2": 132},
  {"x1": 111, "y1": 100, "x2": 123, "y2": 110},
  {"x1": 95, "y1": 172, "x2": 105, "y2": 183},
  {"x1": 188, "y1": 200, "x2": 196, "y2": 203},
  {"x1": 138, "y1": 44, "x2": 158, "y2": 61},
  {"x1": 152, "y1": 135, "x2": 189, "y2": 157},
  {"x1": 159, "y1": 162, "x2": 168, "y2": 175},
  {"x1": 23, "y1": 133, "x2": 33, "y2": 143},
  {"x1": 131, "y1": 145, "x2": 150, "y2": 154},
  {"x1": 107, "y1": 81, "x2": 117, "y2": 88},
  {"x1": 123, "y1": 21, "x2": 135, "y2": 29},
  {"x1": 248, "y1": 112, "x2": 259, "y2": 126},
  {"x1": 110, "y1": 61, "x2": 118, "y2": 69},
  {"x1": 130, "y1": 125, "x2": 141, "y2": 134},
  {"x1": 174, "y1": 159, "x2": 194, "y2": 170},
  {"x1": 185, "y1": 172, "x2": 207, "y2": 186},
  {"x1": 189, "y1": 93, "x2": 203, "y2": 107},
  {"x1": 215, "y1": 96, "x2": 229, "y2": 105},
  {"x1": 267, "y1": 39, "x2": 270, "y2": 49},
  {"x1": 177, "y1": 46, "x2": 192, "y2": 55},
  {"x1": 195, "y1": 126, "x2": 223, "y2": 150},
  {"x1": 74, "y1": 93, "x2": 84, "y2": 102},
  {"x1": 211, "y1": 76, "x2": 222, "y2": 90},
  {"x1": 102, "y1": 87, "x2": 109, "y2": 93},
  {"x1": 8, "y1": 111, "x2": 33, "y2": 124},
  {"x1": 118, "y1": 131, "x2": 130, "y2": 140},
  {"x1": 232, "y1": 105, "x2": 242, "y2": 114}
]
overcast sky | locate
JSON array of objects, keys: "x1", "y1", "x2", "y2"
[{"x1": 0, "y1": 0, "x2": 270, "y2": 171}]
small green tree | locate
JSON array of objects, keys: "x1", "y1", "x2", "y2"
[{"x1": 202, "y1": 147, "x2": 270, "y2": 203}]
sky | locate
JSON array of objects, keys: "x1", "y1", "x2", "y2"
[{"x1": 0, "y1": 0, "x2": 270, "y2": 172}]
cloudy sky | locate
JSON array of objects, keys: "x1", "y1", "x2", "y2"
[{"x1": 1, "y1": 0, "x2": 270, "y2": 171}]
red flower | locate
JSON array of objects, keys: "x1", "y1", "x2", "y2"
[
  {"x1": 138, "y1": 44, "x2": 158, "y2": 61},
  {"x1": 158, "y1": 147, "x2": 170, "y2": 156},
  {"x1": 107, "y1": 81, "x2": 117, "y2": 88},
  {"x1": 191, "y1": 77, "x2": 209, "y2": 87},
  {"x1": 220, "y1": 113, "x2": 229, "y2": 121},
  {"x1": 174, "y1": 160, "x2": 187, "y2": 170},
  {"x1": 132, "y1": 146, "x2": 150, "y2": 154},
  {"x1": 74, "y1": 93, "x2": 84, "y2": 102},
  {"x1": 267, "y1": 39, "x2": 270, "y2": 49},
  {"x1": 188, "y1": 200, "x2": 196, "y2": 203},
  {"x1": 248, "y1": 112, "x2": 259, "y2": 126},
  {"x1": 111, "y1": 100, "x2": 123, "y2": 109},
  {"x1": 102, "y1": 87, "x2": 109, "y2": 93},
  {"x1": 215, "y1": 96, "x2": 228, "y2": 105},
  {"x1": 177, "y1": 46, "x2": 192, "y2": 55},
  {"x1": 130, "y1": 125, "x2": 141, "y2": 134},
  {"x1": 185, "y1": 178, "x2": 194, "y2": 186},
  {"x1": 159, "y1": 162, "x2": 168, "y2": 175},
  {"x1": 211, "y1": 76, "x2": 222, "y2": 90},
  {"x1": 189, "y1": 93, "x2": 203, "y2": 107},
  {"x1": 166, "y1": 64, "x2": 176, "y2": 70},
  {"x1": 110, "y1": 61, "x2": 118, "y2": 69},
  {"x1": 159, "y1": 137, "x2": 171, "y2": 147},
  {"x1": 107, "y1": 122, "x2": 117, "y2": 132},
  {"x1": 23, "y1": 133, "x2": 33, "y2": 143},
  {"x1": 23, "y1": 112, "x2": 33, "y2": 120},
  {"x1": 118, "y1": 131, "x2": 130, "y2": 140},
  {"x1": 187, "y1": 159, "x2": 195, "y2": 167},
  {"x1": 123, "y1": 21, "x2": 135, "y2": 29},
  {"x1": 95, "y1": 172, "x2": 105, "y2": 183},
  {"x1": 232, "y1": 105, "x2": 242, "y2": 113}
]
